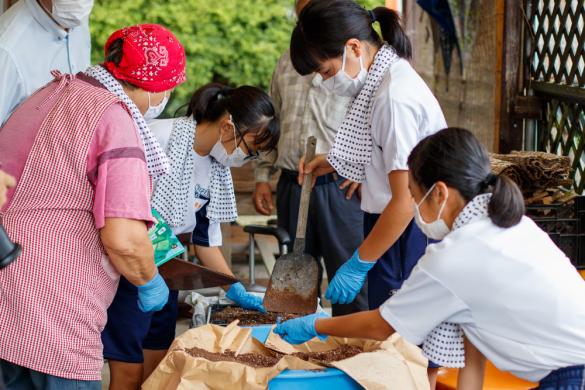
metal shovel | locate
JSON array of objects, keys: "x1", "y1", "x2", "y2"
[{"x1": 262, "y1": 136, "x2": 319, "y2": 314}]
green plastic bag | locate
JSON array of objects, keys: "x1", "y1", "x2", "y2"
[{"x1": 149, "y1": 208, "x2": 186, "y2": 267}]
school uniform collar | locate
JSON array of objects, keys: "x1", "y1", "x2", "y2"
[
  {"x1": 26, "y1": 0, "x2": 68, "y2": 41},
  {"x1": 452, "y1": 193, "x2": 492, "y2": 231}
]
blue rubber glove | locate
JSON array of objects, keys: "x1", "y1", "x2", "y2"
[
  {"x1": 325, "y1": 250, "x2": 375, "y2": 305},
  {"x1": 226, "y1": 282, "x2": 266, "y2": 313},
  {"x1": 136, "y1": 272, "x2": 169, "y2": 313},
  {"x1": 274, "y1": 312, "x2": 330, "y2": 344}
]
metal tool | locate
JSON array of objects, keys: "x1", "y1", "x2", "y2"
[
  {"x1": 262, "y1": 137, "x2": 319, "y2": 314},
  {"x1": 0, "y1": 224, "x2": 20, "y2": 269},
  {"x1": 159, "y1": 258, "x2": 238, "y2": 290}
]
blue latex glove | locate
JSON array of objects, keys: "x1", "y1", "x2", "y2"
[
  {"x1": 325, "y1": 250, "x2": 375, "y2": 305},
  {"x1": 226, "y1": 282, "x2": 266, "y2": 313},
  {"x1": 136, "y1": 272, "x2": 169, "y2": 313},
  {"x1": 274, "y1": 312, "x2": 330, "y2": 344}
]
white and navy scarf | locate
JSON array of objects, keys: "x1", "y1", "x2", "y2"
[
  {"x1": 151, "y1": 116, "x2": 238, "y2": 225},
  {"x1": 327, "y1": 44, "x2": 399, "y2": 183},
  {"x1": 85, "y1": 65, "x2": 170, "y2": 179},
  {"x1": 422, "y1": 193, "x2": 492, "y2": 368}
]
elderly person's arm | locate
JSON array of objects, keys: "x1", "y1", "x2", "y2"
[
  {"x1": 90, "y1": 103, "x2": 168, "y2": 312},
  {"x1": 100, "y1": 218, "x2": 156, "y2": 285}
]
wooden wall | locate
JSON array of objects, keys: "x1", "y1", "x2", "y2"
[{"x1": 403, "y1": 0, "x2": 503, "y2": 151}]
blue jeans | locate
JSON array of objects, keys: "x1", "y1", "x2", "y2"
[{"x1": 0, "y1": 360, "x2": 100, "y2": 390}]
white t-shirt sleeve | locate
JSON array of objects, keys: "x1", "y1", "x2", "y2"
[
  {"x1": 380, "y1": 265, "x2": 468, "y2": 345},
  {"x1": 147, "y1": 118, "x2": 175, "y2": 151},
  {"x1": 374, "y1": 97, "x2": 421, "y2": 173}
]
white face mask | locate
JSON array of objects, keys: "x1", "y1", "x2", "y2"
[
  {"x1": 321, "y1": 45, "x2": 367, "y2": 97},
  {"x1": 144, "y1": 92, "x2": 169, "y2": 120},
  {"x1": 413, "y1": 183, "x2": 451, "y2": 240},
  {"x1": 209, "y1": 119, "x2": 249, "y2": 168},
  {"x1": 52, "y1": 0, "x2": 94, "y2": 29}
]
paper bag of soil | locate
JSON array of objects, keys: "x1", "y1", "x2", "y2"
[
  {"x1": 265, "y1": 328, "x2": 430, "y2": 390},
  {"x1": 142, "y1": 321, "x2": 321, "y2": 390}
]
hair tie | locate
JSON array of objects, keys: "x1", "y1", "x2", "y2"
[
  {"x1": 216, "y1": 87, "x2": 232, "y2": 100},
  {"x1": 480, "y1": 173, "x2": 498, "y2": 190},
  {"x1": 368, "y1": 10, "x2": 376, "y2": 23}
]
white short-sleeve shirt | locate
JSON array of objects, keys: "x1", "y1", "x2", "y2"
[
  {"x1": 0, "y1": 0, "x2": 91, "y2": 125},
  {"x1": 380, "y1": 215, "x2": 585, "y2": 382},
  {"x1": 362, "y1": 59, "x2": 447, "y2": 213},
  {"x1": 149, "y1": 118, "x2": 222, "y2": 247}
]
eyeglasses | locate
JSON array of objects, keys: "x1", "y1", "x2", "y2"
[{"x1": 233, "y1": 120, "x2": 260, "y2": 161}]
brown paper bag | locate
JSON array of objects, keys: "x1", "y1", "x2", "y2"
[
  {"x1": 142, "y1": 321, "x2": 321, "y2": 390},
  {"x1": 265, "y1": 329, "x2": 430, "y2": 390}
]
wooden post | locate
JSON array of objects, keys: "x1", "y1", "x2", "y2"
[{"x1": 498, "y1": 0, "x2": 524, "y2": 153}]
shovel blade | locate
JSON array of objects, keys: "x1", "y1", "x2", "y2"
[{"x1": 263, "y1": 253, "x2": 319, "y2": 314}]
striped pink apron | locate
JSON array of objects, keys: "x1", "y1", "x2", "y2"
[{"x1": 0, "y1": 73, "x2": 125, "y2": 380}]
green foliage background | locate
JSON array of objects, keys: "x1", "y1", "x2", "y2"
[{"x1": 90, "y1": 0, "x2": 382, "y2": 115}]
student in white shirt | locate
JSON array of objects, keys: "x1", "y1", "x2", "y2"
[
  {"x1": 102, "y1": 82, "x2": 280, "y2": 388},
  {"x1": 0, "y1": 0, "x2": 92, "y2": 125},
  {"x1": 276, "y1": 127, "x2": 585, "y2": 390},
  {"x1": 290, "y1": 0, "x2": 447, "y2": 384}
]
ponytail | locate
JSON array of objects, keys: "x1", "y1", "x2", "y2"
[
  {"x1": 408, "y1": 128, "x2": 525, "y2": 229},
  {"x1": 186, "y1": 82, "x2": 280, "y2": 152},
  {"x1": 187, "y1": 83, "x2": 231, "y2": 124},
  {"x1": 487, "y1": 175, "x2": 525, "y2": 228},
  {"x1": 290, "y1": 0, "x2": 412, "y2": 75},
  {"x1": 370, "y1": 7, "x2": 412, "y2": 59}
]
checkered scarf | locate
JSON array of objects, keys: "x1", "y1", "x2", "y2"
[
  {"x1": 85, "y1": 65, "x2": 170, "y2": 179},
  {"x1": 422, "y1": 194, "x2": 492, "y2": 367},
  {"x1": 151, "y1": 116, "x2": 238, "y2": 225},
  {"x1": 327, "y1": 44, "x2": 398, "y2": 183}
]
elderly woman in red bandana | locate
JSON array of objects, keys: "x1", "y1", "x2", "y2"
[{"x1": 0, "y1": 24, "x2": 186, "y2": 390}]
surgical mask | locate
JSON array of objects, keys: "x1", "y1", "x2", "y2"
[
  {"x1": 52, "y1": 0, "x2": 94, "y2": 29},
  {"x1": 413, "y1": 183, "x2": 451, "y2": 240},
  {"x1": 321, "y1": 46, "x2": 367, "y2": 97},
  {"x1": 144, "y1": 92, "x2": 169, "y2": 120},
  {"x1": 209, "y1": 124, "x2": 248, "y2": 168}
]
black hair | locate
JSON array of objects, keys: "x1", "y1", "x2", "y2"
[
  {"x1": 104, "y1": 38, "x2": 138, "y2": 89},
  {"x1": 407, "y1": 128, "x2": 525, "y2": 228},
  {"x1": 290, "y1": 0, "x2": 412, "y2": 75},
  {"x1": 186, "y1": 83, "x2": 280, "y2": 152}
]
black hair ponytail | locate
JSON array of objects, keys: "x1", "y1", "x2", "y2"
[
  {"x1": 488, "y1": 175, "x2": 525, "y2": 228},
  {"x1": 186, "y1": 83, "x2": 280, "y2": 152},
  {"x1": 291, "y1": 0, "x2": 412, "y2": 75},
  {"x1": 370, "y1": 7, "x2": 412, "y2": 60},
  {"x1": 408, "y1": 128, "x2": 525, "y2": 228}
]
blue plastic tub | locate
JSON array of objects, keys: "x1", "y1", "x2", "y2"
[{"x1": 248, "y1": 325, "x2": 362, "y2": 390}]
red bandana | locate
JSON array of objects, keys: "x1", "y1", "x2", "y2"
[{"x1": 103, "y1": 24, "x2": 187, "y2": 92}]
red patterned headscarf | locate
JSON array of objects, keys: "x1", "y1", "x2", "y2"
[{"x1": 103, "y1": 24, "x2": 187, "y2": 93}]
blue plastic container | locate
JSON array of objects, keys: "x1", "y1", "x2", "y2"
[{"x1": 248, "y1": 325, "x2": 362, "y2": 390}]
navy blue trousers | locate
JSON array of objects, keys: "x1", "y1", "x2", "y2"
[
  {"x1": 365, "y1": 213, "x2": 428, "y2": 309},
  {"x1": 536, "y1": 365, "x2": 585, "y2": 390}
]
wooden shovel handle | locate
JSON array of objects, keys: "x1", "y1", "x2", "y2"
[{"x1": 293, "y1": 137, "x2": 317, "y2": 253}]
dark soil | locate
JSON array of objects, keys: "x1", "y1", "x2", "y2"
[
  {"x1": 185, "y1": 347, "x2": 282, "y2": 368},
  {"x1": 293, "y1": 345, "x2": 365, "y2": 363},
  {"x1": 184, "y1": 345, "x2": 366, "y2": 368},
  {"x1": 210, "y1": 306, "x2": 300, "y2": 326}
]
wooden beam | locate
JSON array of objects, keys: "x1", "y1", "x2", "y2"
[{"x1": 498, "y1": 0, "x2": 524, "y2": 153}]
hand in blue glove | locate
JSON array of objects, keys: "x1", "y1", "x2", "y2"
[
  {"x1": 325, "y1": 250, "x2": 375, "y2": 305},
  {"x1": 274, "y1": 312, "x2": 330, "y2": 344},
  {"x1": 226, "y1": 282, "x2": 266, "y2": 313},
  {"x1": 136, "y1": 272, "x2": 169, "y2": 312}
]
